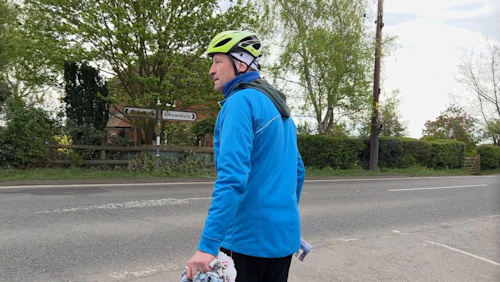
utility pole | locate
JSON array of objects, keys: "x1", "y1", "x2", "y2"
[{"x1": 369, "y1": 0, "x2": 384, "y2": 171}]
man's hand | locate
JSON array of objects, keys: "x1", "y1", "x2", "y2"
[{"x1": 187, "y1": 250, "x2": 216, "y2": 279}]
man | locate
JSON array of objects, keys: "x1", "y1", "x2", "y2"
[{"x1": 187, "y1": 30, "x2": 305, "y2": 282}]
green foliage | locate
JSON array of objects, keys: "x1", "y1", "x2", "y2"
[
  {"x1": 388, "y1": 138, "x2": 464, "y2": 169},
  {"x1": 128, "y1": 150, "x2": 215, "y2": 177},
  {"x1": 477, "y1": 145, "x2": 500, "y2": 170},
  {"x1": 0, "y1": 81, "x2": 10, "y2": 113},
  {"x1": 297, "y1": 135, "x2": 365, "y2": 169},
  {"x1": 484, "y1": 119, "x2": 500, "y2": 146},
  {"x1": 428, "y1": 140, "x2": 465, "y2": 169},
  {"x1": 191, "y1": 117, "x2": 216, "y2": 144},
  {"x1": 23, "y1": 0, "x2": 256, "y2": 144},
  {"x1": 64, "y1": 62, "x2": 109, "y2": 145},
  {"x1": 163, "y1": 122, "x2": 196, "y2": 146},
  {"x1": 362, "y1": 138, "x2": 412, "y2": 169},
  {"x1": 258, "y1": 0, "x2": 372, "y2": 135},
  {"x1": 360, "y1": 90, "x2": 408, "y2": 138},
  {"x1": 422, "y1": 104, "x2": 479, "y2": 154},
  {"x1": 302, "y1": 135, "x2": 466, "y2": 170},
  {"x1": 64, "y1": 62, "x2": 109, "y2": 140},
  {"x1": 377, "y1": 138, "x2": 403, "y2": 169},
  {"x1": 0, "y1": 96, "x2": 60, "y2": 168},
  {"x1": 0, "y1": 0, "x2": 15, "y2": 111},
  {"x1": 400, "y1": 139, "x2": 432, "y2": 168},
  {"x1": 1, "y1": 0, "x2": 60, "y2": 103}
]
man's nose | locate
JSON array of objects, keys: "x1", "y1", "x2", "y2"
[{"x1": 209, "y1": 64, "x2": 216, "y2": 76}]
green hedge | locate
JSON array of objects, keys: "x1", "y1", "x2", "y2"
[
  {"x1": 297, "y1": 135, "x2": 365, "y2": 169},
  {"x1": 298, "y1": 135, "x2": 466, "y2": 170},
  {"x1": 400, "y1": 139, "x2": 431, "y2": 168},
  {"x1": 477, "y1": 145, "x2": 500, "y2": 170},
  {"x1": 428, "y1": 140, "x2": 465, "y2": 169},
  {"x1": 363, "y1": 138, "x2": 404, "y2": 169}
]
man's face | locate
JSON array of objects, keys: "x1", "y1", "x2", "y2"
[{"x1": 209, "y1": 53, "x2": 246, "y2": 93}]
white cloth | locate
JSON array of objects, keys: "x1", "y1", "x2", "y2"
[
  {"x1": 230, "y1": 52, "x2": 260, "y2": 70},
  {"x1": 180, "y1": 255, "x2": 236, "y2": 282}
]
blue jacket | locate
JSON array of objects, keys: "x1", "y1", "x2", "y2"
[{"x1": 198, "y1": 72, "x2": 305, "y2": 258}]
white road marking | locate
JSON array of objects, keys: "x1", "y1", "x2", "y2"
[
  {"x1": 35, "y1": 197, "x2": 211, "y2": 214},
  {"x1": 110, "y1": 263, "x2": 179, "y2": 281},
  {"x1": 0, "y1": 175, "x2": 494, "y2": 190},
  {"x1": 392, "y1": 230, "x2": 401, "y2": 233},
  {"x1": 426, "y1": 241, "x2": 500, "y2": 266},
  {"x1": 389, "y1": 184, "x2": 488, "y2": 192},
  {"x1": 337, "y1": 238, "x2": 358, "y2": 242}
]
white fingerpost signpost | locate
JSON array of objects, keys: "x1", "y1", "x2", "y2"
[
  {"x1": 124, "y1": 105, "x2": 198, "y2": 170},
  {"x1": 162, "y1": 110, "x2": 197, "y2": 122}
]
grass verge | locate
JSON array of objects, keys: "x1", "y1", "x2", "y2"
[
  {"x1": 305, "y1": 167, "x2": 472, "y2": 177},
  {"x1": 0, "y1": 166, "x2": 493, "y2": 183},
  {"x1": 0, "y1": 168, "x2": 157, "y2": 182}
]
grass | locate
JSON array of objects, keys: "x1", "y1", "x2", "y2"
[
  {"x1": 0, "y1": 167, "x2": 156, "y2": 182},
  {"x1": 305, "y1": 167, "x2": 473, "y2": 177},
  {"x1": 1, "y1": 166, "x2": 494, "y2": 183}
]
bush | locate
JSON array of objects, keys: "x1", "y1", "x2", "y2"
[
  {"x1": 477, "y1": 145, "x2": 500, "y2": 170},
  {"x1": 0, "y1": 96, "x2": 60, "y2": 168},
  {"x1": 428, "y1": 140, "x2": 465, "y2": 169},
  {"x1": 362, "y1": 138, "x2": 406, "y2": 169},
  {"x1": 401, "y1": 139, "x2": 431, "y2": 167},
  {"x1": 369, "y1": 138, "x2": 465, "y2": 170},
  {"x1": 378, "y1": 138, "x2": 403, "y2": 168},
  {"x1": 128, "y1": 150, "x2": 215, "y2": 177},
  {"x1": 298, "y1": 135, "x2": 365, "y2": 169}
]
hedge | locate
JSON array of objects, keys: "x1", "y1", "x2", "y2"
[
  {"x1": 428, "y1": 140, "x2": 465, "y2": 169},
  {"x1": 298, "y1": 135, "x2": 466, "y2": 170},
  {"x1": 477, "y1": 145, "x2": 500, "y2": 170},
  {"x1": 297, "y1": 135, "x2": 365, "y2": 169}
]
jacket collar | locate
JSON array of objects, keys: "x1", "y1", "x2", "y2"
[{"x1": 222, "y1": 71, "x2": 261, "y2": 100}]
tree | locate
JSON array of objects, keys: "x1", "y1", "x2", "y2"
[
  {"x1": 484, "y1": 119, "x2": 500, "y2": 146},
  {"x1": 0, "y1": 0, "x2": 16, "y2": 112},
  {"x1": 422, "y1": 104, "x2": 480, "y2": 153},
  {"x1": 23, "y1": 0, "x2": 256, "y2": 145},
  {"x1": 456, "y1": 39, "x2": 500, "y2": 145},
  {"x1": 0, "y1": 0, "x2": 60, "y2": 108},
  {"x1": 360, "y1": 90, "x2": 407, "y2": 137},
  {"x1": 191, "y1": 117, "x2": 216, "y2": 145},
  {"x1": 64, "y1": 62, "x2": 110, "y2": 145},
  {"x1": 257, "y1": 0, "x2": 373, "y2": 135}
]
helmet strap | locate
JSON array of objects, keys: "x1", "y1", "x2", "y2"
[
  {"x1": 248, "y1": 56, "x2": 260, "y2": 70},
  {"x1": 228, "y1": 55, "x2": 247, "y2": 76}
]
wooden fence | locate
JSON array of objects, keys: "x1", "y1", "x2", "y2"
[
  {"x1": 46, "y1": 144, "x2": 214, "y2": 166},
  {"x1": 464, "y1": 156, "x2": 481, "y2": 174}
]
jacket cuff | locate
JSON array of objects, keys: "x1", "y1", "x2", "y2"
[{"x1": 198, "y1": 234, "x2": 220, "y2": 256}]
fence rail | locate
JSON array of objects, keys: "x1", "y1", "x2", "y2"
[{"x1": 464, "y1": 156, "x2": 481, "y2": 174}]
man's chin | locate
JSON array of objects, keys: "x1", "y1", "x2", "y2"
[{"x1": 214, "y1": 85, "x2": 224, "y2": 93}]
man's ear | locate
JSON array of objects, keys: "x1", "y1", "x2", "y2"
[{"x1": 236, "y1": 60, "x2": 249, "y2": 73}]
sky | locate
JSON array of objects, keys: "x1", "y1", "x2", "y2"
[{"x1": 380, "y1": 0, "x2": 500, "y2": 138}]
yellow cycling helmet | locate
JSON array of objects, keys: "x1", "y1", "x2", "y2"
[{"x1": 207, "y1": 30, "x2": 262, "y2": 59}]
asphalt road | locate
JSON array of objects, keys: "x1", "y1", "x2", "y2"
[{"x1": 0, "y1": 175, "x2": 498, "y2": 281}]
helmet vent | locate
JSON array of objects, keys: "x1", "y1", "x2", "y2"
[{"x1": 215, "y1": 38, "x2": 231, "y2": 48}]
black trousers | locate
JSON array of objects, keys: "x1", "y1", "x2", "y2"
[{"x1": 220, "y1": 247, "x2": 293, "y2": 282}]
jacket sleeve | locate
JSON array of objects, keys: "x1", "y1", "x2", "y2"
[
  {"x1": 296, "y1": 149, "x2": 305, "y2": 204},
  {"x1": 198, "y1": 92, "x2": 254, "y2": 255}
]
